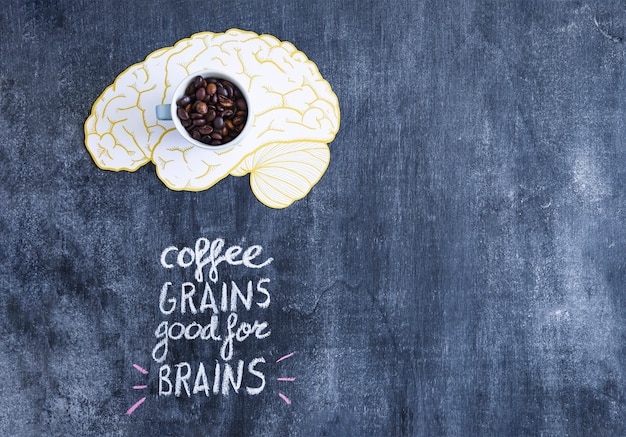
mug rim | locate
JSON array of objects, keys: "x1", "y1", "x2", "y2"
[{"x1": 170, "y1": 69, "x2": 253, "y2": 151}]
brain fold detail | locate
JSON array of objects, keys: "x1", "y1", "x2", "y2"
[{"x1": 85, "y1": 29, "x2": 340, "y2": 208}]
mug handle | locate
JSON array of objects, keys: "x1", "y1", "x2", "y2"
[{"x1": 156, "y1": 104, "x2": 172, "y2": 120}]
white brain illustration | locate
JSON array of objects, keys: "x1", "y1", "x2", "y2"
[{"x1": 84, "y1": 29, "x2": 340, "y2": 208}]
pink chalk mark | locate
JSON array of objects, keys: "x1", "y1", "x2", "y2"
[
  {"x1": 125, "y1": 397, "x2": 146, "y2": 415},
  {"x1": 132, "y1": 385, "x2": 148, "y2": 390},
  {"x1": 276, "y1": 352, "x2": 295, "y2": 363},
  {"x1": 278, "y1": 393, "x2": 292, "y2": 405},
  {"x1": 133, "y1": 364, "x2": 149, "y2": 375},
  {"x1": 276, "y1": 377, "x2": 296, "y2": 382}
]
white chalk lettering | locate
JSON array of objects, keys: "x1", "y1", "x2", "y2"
[
  {"x1": 152, "y1": 317, "x2": 220, "y2": 363},
  {"x1": 152, "y1": 314, "x2": 267, "y2": 363},
  {"x1": 199, "y1": 282, "x2": 219, "y2": 314},
  {"x1": 159, "y1": 365, "x2": 172, "y2": 395},
  {"x1": 158, "y1": 279, "x2": 271, "y2": 316},
  {"x1": 221, "y1": 360, "x2": 244, "y2": 395},
  {"x1": 193, "y1": 362, "x2": 210, "y2": 396},
  {"x1": 246, "y1": 357, "x2": 266, "y2": 395},
  {"x1": 220, "y1": 313, "x2": 271, "y2": 361},
  {"x1": 159, "y1": 238, "x2": 273, "y2": 283},
  {"x1": 153, "y1": 237, "x2": 274, "y2": 401},
  {"x1": 230, "y1": 280, "x2": 253, "y2": 311},
  {"x1": 160, "y1": 246, "x2": 177, "y2": 268},
  {"x1": 175, "y1": 362, "x2": 192, "y2": 397},
  {"x1": 157, "y1": 359, "x2": 266, "y2": 397},
  {"x1": 159, "y1": 282, "x2": 176, "y2": 315},
  {"x1": 212, "y1": 361, "x2": 221, "y2": 395},
  {"x1": 152, "y1": 321, "x2": 169, "y2": 363},
  {"x1": 181, "y1": 282, "x2": 197, "y2": 314},
  {"x1": 256, "y1": 278, "x2": 271, "y2": 309}
]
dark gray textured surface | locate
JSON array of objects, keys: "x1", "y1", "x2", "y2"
[{"x1": 1, "y1": 1, "x2": 625, "y2": 436}]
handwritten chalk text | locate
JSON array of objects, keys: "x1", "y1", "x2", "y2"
[
  {"x1": 158, "y1": 357, "x2": 266, "y2": 397},
  {"x1": 153, "y1": 237, "x2": 275, "y2": 398},
  {"x1": 160, "y1": 238, "x2": 273, "y2": 283},
  {"x1": 152, "y1": 312, "x2": 271, "y2": 363},
  {"x1": 159, "y1": 278, "x2": 271, "y2": 315}
]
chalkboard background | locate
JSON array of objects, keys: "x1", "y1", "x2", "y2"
[{"x1": 1, "y1": 1, "x2": 625, "y2": 436}]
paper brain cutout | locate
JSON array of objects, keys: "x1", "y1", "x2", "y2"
[{"x1": 84, "y1": 29, "x2": 340, "y2": 208}]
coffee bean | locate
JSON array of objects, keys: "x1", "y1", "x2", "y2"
[
  {"x1": 177, "y1": 96, "x2": 191, "y2": 106},
  {"x1": 213, "y1": 116, "x2": 224, "y2": 129},
  {"x1": 198, "y1": 125, "x2": 213, "y2": 135},
  {"x1": 196, "y1": 102, "x2": 208, "y2": 114},
  {"x1": 177, "y1": 107, "x2": 190, "y2": 120},
  {"x1": 218, "y1": 95, "x2": 234, "y2": 107},
  {"x1": 175, "y1": 75, "x2": 249, "y2": 146}
]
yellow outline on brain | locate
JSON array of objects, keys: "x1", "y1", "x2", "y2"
[{"x1": 84, "y1": 29, "x2": 340, "y2": 209}]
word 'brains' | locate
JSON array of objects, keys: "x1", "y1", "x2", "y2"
[{"x1": 159, "y1": 358, "x2": 266, "y2": 398}]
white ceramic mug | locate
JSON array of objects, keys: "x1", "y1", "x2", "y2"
[{"x1": 156, "y1": 70, "x2": 253, "y2": 151}]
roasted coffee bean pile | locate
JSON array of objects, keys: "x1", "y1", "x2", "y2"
[{"x1": 176, "y1": 76, "x2": 248, "y2": 146}]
